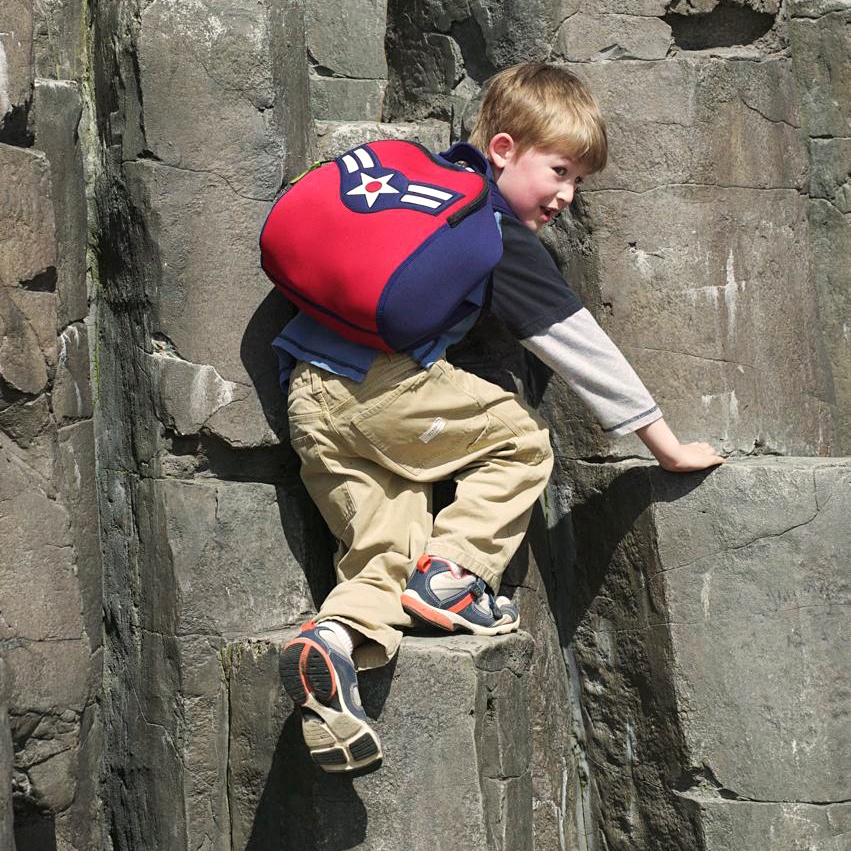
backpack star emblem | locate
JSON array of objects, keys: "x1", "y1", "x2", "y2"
[{"x1": 346, "y1": 171, "x2": 400, "y2": 208}]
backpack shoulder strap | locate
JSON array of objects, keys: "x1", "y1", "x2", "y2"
[
  {"x1": 440, "y1": 141, "x2": 517, "y2": 220},
  {"x1": 439, "y1": 142, "x2": 492, "y2": 177}
]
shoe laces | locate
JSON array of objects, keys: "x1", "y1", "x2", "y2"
[{"x1": 469, "y1": 578, "x2": 506, "y2": 617}]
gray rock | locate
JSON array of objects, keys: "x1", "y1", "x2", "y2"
[
  {"x1": 315, "y1": 119, "x2": 451, "y2": 159},
  {"x1": 308, "y1": 75, "x2": 387, "y2": 121},
  {"x1": 137, "y1": 0, "x2": 287, "y2": 199},
  {"x1": 579, "y1": 57, "x2": 806, "y2": 193},
  {"x1": 0, "y1": 144, "x2": 55, "y2": 289},
  {"x1": 56, "y1": 421, "x2": 102, "y2": 651},
  {"x1": 568, "y1": 185, "x2": 831, "y2": 456},
  {"x1": 31, "y1": 79, "x2": 88, "y2": 326},
  {"x1": 227, "y1": 631, "x2": 534, "y2": 851},
  {"x1": 0, "y1": 0, "x2": 33, "y2": 129},
  {"x1": 152, "y1": 478, "x2": 325, "y2": 637},
  {"x1": 789, "y1": 6, "x2": 851, "y2": 139},
  {"x1": 305, "y1": 0, "x2": 388, "y2": 79},
  {"x1": 0, "y1": 443, "x2": 84, "y2": 646},
  {"x1": 699, "y1": 800, "x2": 851, "y2": 850},
  {"x1": 53, "y1": 321, "x2": 92, "y2": 422},
  {"x1": 124, "y1": 160, "x2": 281, "y2": 446},
  {"x1": 790, "y1": 3, "x2": 851, "y2": 455},
  {"x1": 808, "y1": 138, "x2": 851, "y2": 213},
  {"x1": 0, "y1": 660, "x2": 15, "y2": 851},
  {"x1": 806, "y1": 196, "x2": 851, "y2": 454},
  {"x1": 652, "y1": 459, "x2": 849, "y2": 803},
  {"x1": 0, "y1": 289, "x2": 53, "y2": 397},
  {"x1": 32, "y1": 0, "x2": 87, "y2": 81},
  {"x1": 562, "y1": 457, "x2": 850, "y2": 849},
  {"x1": 175, "y1": 634, "x2": 230, "y2": 851},
  {"x1": 554, "y1": 12, "x2": 673, "y2": 60}
]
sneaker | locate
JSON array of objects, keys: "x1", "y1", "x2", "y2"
[
  {"x1": 401, "y1": 555, "x2": 520, "y2": 636},
  {"x1": 280, "y1": 621, "x2": 383, "y2": 774}
]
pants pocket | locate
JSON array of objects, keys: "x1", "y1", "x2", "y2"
[{"x1": 349, "y1": 363, "x2": 489, "y2": 475}]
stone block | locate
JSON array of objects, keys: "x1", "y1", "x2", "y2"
[
  {"x1": 579, "y1": 57, "x2": 806, "y2": 193},
  {"x1": 315, "y1": 119, "x2": 451, "y2": 160},
  {"x1": 227, "y1": 631, "x2": 534, "y2": 851},
  {"x1": 0, "y1": 289, "x2": 54, "y2": 397},
  {"x1": 807, "y1": 138, "x2": 851, "y2": 213},
  {"x1": 563, "y1": 457, "x2": 850, "y2": 850},
  {"x1": 124, "y1": 160, "x2": 280, "y2": 447},
  {"x1": 807, "y1": 196, "x2": 851, "y2": 454},
  {"x1": 56, "y1": 421, "x2": 102, "y2": 650},
  {"x1": 54, "y1": 321, "x2": 92, "y2": 421},
  {"x1": 0, "y1": 0, "x2": 33, "y2": 127},
  {"x1": 652, "y1": 458, "x2": 849, "y2": 803},
  {"x1": 0, "y1": 144, "x2": 55, "y2": 289},
  {"x1": 571, "y1": 184, "x2": 831, "y2": 456},
  {"x1": 789, "y1": 6, "x2": 851, "y2": 139},
  {"x1": 522, "y1": 56, "x2": 837, "y2": 457},
  {"x1": 32, "y1": 0, "x2": 86, "y2": 81},
  {"x1": 138, "y1": 0, "x2": 285, "y2": 199},
  {"x1": 309, "y1": 75, "x2": 387, "y2": 121},
  {"x1": 149, "y1": 351, "x2": 241, "y2": 437},
  {"x1": 0, "y1": 444, "x2": 84, "y2": 645},
  {"x1": 149, "y1": 478, "x2": 326, "y2": 638},
  {"x1": 0, "y1": 660, "x2": 14, "y2": 851},
  {"x1": 699, "y1": 800, "x2": 851, "y2": 850},
  {"x1": 31, "y1": 79, "x2": 88, "y2": 325},
  {"x1": 5, "y1": 640, "x2": 92, "y2": 716},
  {"x1": 0, "y1": 397, "x2": 51, "y2": 450},
  {"x1": 555, "y1": 12, "x2": 673, "y2": 60},
  {"x1": 305, "y1": 0, "x2": 388, "y2": 79},
  {"x1": 176, "y1": 634, "x2": 230, "y2": 851}
]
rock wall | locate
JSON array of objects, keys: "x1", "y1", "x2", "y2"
[
  {"x1": 0, "y1": 1, "x2": 101, "y2": 849},
  {"x1": 0, "y1": 1, "x2": 848, "y2": 850}
]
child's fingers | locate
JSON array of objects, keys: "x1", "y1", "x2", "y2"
[{"x1": 688, "y1": 442, "x2": 725, "y2": 468}]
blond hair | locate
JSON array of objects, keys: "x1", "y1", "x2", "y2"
[{"x1": 468, "y1": 63, "x2": 608, "y2": 174}]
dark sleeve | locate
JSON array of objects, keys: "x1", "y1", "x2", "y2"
[
  {"x1": 488, "y1": 214, "x2": 585, "y2": 338},
  {"x1": 489, "y1": 214, "x2": 662, "y2": 436}
]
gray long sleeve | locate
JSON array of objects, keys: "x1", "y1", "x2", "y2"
[{"x1": 520, "y1": 308, "x2": 661, "y2": 436}]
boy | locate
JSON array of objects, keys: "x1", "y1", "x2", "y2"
[{"x1": 275, "y1": 63, "x2": 723, "y2": 774}]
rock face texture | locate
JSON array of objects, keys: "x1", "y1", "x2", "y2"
[{"x1": 0, "y1": 1, "x2": 848, "y2": 850}]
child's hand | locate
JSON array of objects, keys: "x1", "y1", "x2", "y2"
[
  {"x1": 635, "y1": 419, "x2": 725, "y2": 473},
  {"x1": 656, "y1": 441, "x2": 725, "y2": 473}
]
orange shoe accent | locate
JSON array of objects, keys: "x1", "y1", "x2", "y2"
[
  {"x1": 416, "y1": 554, "x2": 432, "y2": 573},
  {"x1": 297, "y1": 636, "x2": 338, "y2": 702},
  {"x1": 403, "y1": 596, "x2": 455, "y2": 631},
  {"x1": 448, "y1": 593, "x2": 474, "y2": 614},
  {"x1": 302, "y1": 620, "x2": 317, "y2": 631}
]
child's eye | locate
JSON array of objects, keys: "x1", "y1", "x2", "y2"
[{"x1": 553, "y1": 166, "x2": 567, "y2": 177}]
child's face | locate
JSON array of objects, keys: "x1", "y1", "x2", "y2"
[{"x1": 488, "y1": 134, "x2": 589, "y2": 233}]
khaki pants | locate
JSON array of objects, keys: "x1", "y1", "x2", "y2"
[{"x1": 287, "y1": 353, "x2": 553, "y2": 669}]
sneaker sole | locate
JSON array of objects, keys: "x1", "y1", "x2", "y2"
[
  {"x1": 400, "y1": 590, "x2": 520, "y2": 636},
  {"x1": 281, "y1": 639, "x2": 383, "y2": 773}
]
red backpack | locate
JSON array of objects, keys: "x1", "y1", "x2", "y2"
[{"x1": 259, "y1": 140, "x2": 505, "y2": 352}]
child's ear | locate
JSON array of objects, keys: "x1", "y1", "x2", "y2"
[{"x1": 488, "y1": 133, "x2": 516, "y2": 169}]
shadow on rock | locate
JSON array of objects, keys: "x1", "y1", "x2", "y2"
[
  {"x1": 245, "y1": 713, "x2": 368, "y2": 851},
  {"x1": 245, "y1": 658, "x2": 397, "y2": 851},
  {"x1": 240, "y1": 287, "x2": 295, "y2": 443},
  {"x1": 520, "y1": 462, "x2": 718, "y2": 643},
  {"x1": 275, "y1": 483, "x2": 337, "y2": 611}
]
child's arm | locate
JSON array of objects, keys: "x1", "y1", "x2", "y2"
[
  {"x1": 635, "y1": 418, "x2": 725, "y2": 472},
  {"x1": 488, "y1": 218, "x2": 724, "y2": 471}
]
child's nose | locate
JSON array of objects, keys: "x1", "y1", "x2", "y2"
[{"x1": 557, "y1": 185, "x2": 574, "y2": 207}]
